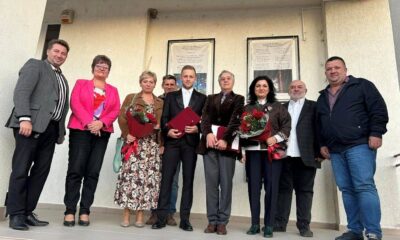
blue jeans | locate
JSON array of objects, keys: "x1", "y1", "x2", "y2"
[
  {"x1": 330, "y1": 144, "x2": 381, "y2": 238},
  {"x1": 169, "y1": 161, "x2": 180, "y2": 214}
]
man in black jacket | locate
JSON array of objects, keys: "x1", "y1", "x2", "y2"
[
  {"x1": 152, "y1": 65, "x2": 206, "y2": 231},
  {"x1": 275, "y1": 80, "x2": 320, "y2": 238},
  {"x1": 316, "y1": 56, "x2": 388, "y2": 240}
]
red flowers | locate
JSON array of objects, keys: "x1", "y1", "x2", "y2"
[
  {"x1": 239, "y1": 109, "x2": 267, "y2": 134},
  {"x1": 145, "y1": 113, "x2": 157, "y2": 124},
  {"x1": 252, "y1": 109, "x2": 264, "y2": 120}
]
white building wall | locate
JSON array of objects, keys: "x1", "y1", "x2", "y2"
[
  {"x1": 0, "y1": 0, "x2": 47, "y2": 211},
  {"x1": 324, "y1": 0, "x2": 400, "y2": 229},
  {"x1": 33, "y1": 0, "x2": 338, "y2": 225}
]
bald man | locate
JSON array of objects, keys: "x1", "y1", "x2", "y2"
[{"x1": 274, "y1": 80, "x2": 320, "y2": 238}]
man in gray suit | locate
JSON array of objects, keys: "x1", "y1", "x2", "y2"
[
  {"x1": 274, "y1": 80, "x2": 320, "y2": 237},
  {"x1": 5, "y1": 39, "x2": 70, "y2": 231}
]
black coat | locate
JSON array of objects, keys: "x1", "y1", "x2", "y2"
[
  {"x1": 316, "y1": 75, "x2": 388, "y2": 152},
  {"x1": 161, "y1": 89, "x2": 207, "y2": 147}
]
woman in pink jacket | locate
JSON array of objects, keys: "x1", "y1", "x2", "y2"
[{"x1": 63, "y1": 55, "x2": 120, "y2": 227}]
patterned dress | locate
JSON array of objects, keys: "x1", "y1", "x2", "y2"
[{"x1": 114, "y1": 104, "x2": 161, "y2": 210}]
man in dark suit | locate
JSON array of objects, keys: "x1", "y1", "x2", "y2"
[
  {"x1": 5, "y1": 39, "x2": 70, "y2": 231},
  {"x1": 147, "y1": 74, "x2": 179, "y2": 226},
  {"x1": 274, "y1": 80, "x2": 320, "y2": 237},
  {"x1": 152, "y1": 65, "x2": 206, "y2": 231},
  {"x1": 198, "y1": 70, "x2": 244, "y2": 235}
]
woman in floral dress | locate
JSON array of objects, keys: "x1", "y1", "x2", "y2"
[{"x1": 114, "y1": 71, "x2": 163, "y2": 228}]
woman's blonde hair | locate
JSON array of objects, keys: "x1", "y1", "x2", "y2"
[{"x1": 139, "y1": 71, "x2": 157, "y2": 83}]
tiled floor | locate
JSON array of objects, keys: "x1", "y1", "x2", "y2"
[{"x1": 0, "y1": 208, "x2": 398, "y2": 240}]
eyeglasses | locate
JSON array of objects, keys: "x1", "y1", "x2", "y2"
[{"x1": 95, "y1": 64, "x2": 109, "y2": 71}]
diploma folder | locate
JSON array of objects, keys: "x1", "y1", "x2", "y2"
[
  {"x1": 211, "y1": 125, "x2": 240, "y2": 152},
  {"x1": 167, "y1": 107, "x2": 201, "y2": 135}
]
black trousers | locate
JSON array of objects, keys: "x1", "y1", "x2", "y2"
[
  {"x1": 275, "y1": 157, "x2": 317, "y2": 230},
  {"x1": 156, "y1": 140, "x2": 197, "y2": 222},
  {"x1": 245, "y1": 151, "x2": 282, "y2": 227},
  {"x1": 64, "y1": 129, "x2": 110, "y2": 215},
  {"x1": 7, "y1": 121, "x2": 59, "y2": 216}
]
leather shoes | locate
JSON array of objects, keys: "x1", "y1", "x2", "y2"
[
  {"x1": 246, "y1": 224, "x2": 260, "y2": 235},
  {"x1": 204, "y1": 224, "x2": 217, "y2": 233},
  {"x1": 264, "y1": 226, "x2": 273, "y2": 238},
  {"x1": 166, "y1": 214, "x2": 177, "y2": 226},
  {"x1": 216, "y1": 224, "x2": 227, "y2": 235},
  {"x1": 78, "y1": 214, "x2": 90, "y2": 226},
  {"x1": 146, "y1": 212, "x2": 158, "y2": 225},
  {"x1": 63, "y1": 214, "x2": 75, "y2": 227},
  {"x1": 300, "y1": 228, "x2": 314, "y2": 237},
  {"x1": 152, "y1": 220, "x2": 166, "y2": 229},
  {"x1": 78, "y1": 219, "x2": 90, "y2": 226},
  {"x1": 25, "y1": 213, "x2": 49, "y2": 226},
  {"x1": 9, "y1": 215, "x2": 29, "y2": 231},
  {"x1": 179, "y1": 219, "x2": 193, "y2": 231}
]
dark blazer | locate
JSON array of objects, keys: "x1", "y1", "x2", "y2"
[
  {"x1": 284, "y1": 99, "x2": 320, "y2": 168},
  {"x1": 198, "y1": 91, "x2": 244, "y2": 155},
  {"x1": 161, "y1": 89, "x2": 206, "y2": 147},
  {"x1": 5, "y1": 59, "x2": 69, "y2": 144}
]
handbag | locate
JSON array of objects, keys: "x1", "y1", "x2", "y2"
[{"x1": 113, "y1": 137, "x2": 124, "y2": 173}]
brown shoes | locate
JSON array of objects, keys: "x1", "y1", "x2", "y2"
[
  {"x1": 145, "y1": 212, "x2": 158, "y2": 225},
  {"x1": 204, "y1": 224, "x2": 227, "y2": 235},
  {"x1": 204, "y1": 224, "x2": 217, "y2": 233},
  {"x1": 166, "y1": 214, "x2": 177, "y2": 226},
  {"x1": 216, "y1": 224, "x2": 227, "y2": 235}
]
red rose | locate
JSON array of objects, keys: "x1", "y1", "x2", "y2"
[
  {"x1": 146, "y1": 113, "x2": 157, "y2": 124},
  {"x1": 240, "y1": 122, "x2": 251, "y2": 132},
  {"x1": 252, "y1": 109, "x2": 264, "y2": 120}
]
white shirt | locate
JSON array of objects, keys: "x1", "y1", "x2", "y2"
[
  {"x1": 286, "y1": 97, "x2": 305, "y2": 157},
  {"x1": 182, "y1": 88, "x2": 193, "y2": 108}
]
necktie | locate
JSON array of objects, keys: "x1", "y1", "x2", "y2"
[{"x1": 221, "y1": 93, "x2": 227, "y2": 104}]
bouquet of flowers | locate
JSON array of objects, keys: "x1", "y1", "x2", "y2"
[
  {"x1": 131, "y1": 110, "x2": 157, "y2": 124},
  {"x1": 126, "y1": 106, "x2": 157, "y2": 138},
  {"x1": 238, "y1": 109, "x2": 269, "y2": 141},
  {"x1": 122, "y1": 107, "x2": 158, "y2": 161},
  {"x1": 238, "y1": 107, "x2": 286, "y2": 161}
]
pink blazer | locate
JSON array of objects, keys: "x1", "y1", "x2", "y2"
[{"x1": 68, "y1": 79, "x2": 120, "y2": 133}]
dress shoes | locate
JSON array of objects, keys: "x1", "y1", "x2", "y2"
[
  {"x1": 78, "y1": 219, "x2": 90, "y2": 226},
  {"x1": 299, "y1": 228, "x2": 314, "y2": 237},
  {"x1": 25, "y1": 213, "x2": 49, "y2": 226},
  {"x1": 78, "y1": 214, "x2": 90, "y2": 226},
  {"x1": 145, "y1": 212, "x2": 158, "y2": 225},
  {"x1": 151, "y1": 220, "x2": 166, "y2": 229},
  {"x1": 166, "y1": 214, "x2": 177, "y2": 226},
  {"x1": 179, "y1": 219, "x2": 193, "y2": 231},
  {"x1": 216, "y1": 224, "x2": 227, "y2": 235},
  {"x1": 246, "y1": 224, "x2": 260, "y2": 235},
  {"x1": 63, "y1": 214, "x2": 75, "y2": 227},
  {"x1": 263, "y1": 226, "x2": 273, "y2": 238},
  {"x1": 9, "y1": 215, "x2": 29, "y2": 231},
  {"x1": 204, "y1": 224, "x2": 217, "y2": 233}
]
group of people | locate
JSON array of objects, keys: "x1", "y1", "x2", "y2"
[{"x1": 5, "y1": 39, "x2": 388, "y2": 240}]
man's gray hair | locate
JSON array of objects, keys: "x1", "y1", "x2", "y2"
[{"x1": 218, "y1": 70, "x2": 235, "y2": 81}]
